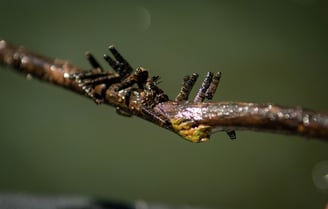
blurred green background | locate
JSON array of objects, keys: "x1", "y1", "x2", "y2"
[{"x1": 0, "y1": 0, "x2": 327, "y2": 209}]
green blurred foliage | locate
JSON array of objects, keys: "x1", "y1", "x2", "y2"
[{"x1": 0, "y1": 0, "x2": 327, "y2": 209}]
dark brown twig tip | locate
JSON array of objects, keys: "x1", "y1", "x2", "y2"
[
  {"x1": 175, "y1": 73, "x2": 199, "y2": 101},
  {"x1": 194, "y1": 72, "x2": 213, "y2": 102},
  {"x1": 205, "y1": 71, "x2": 221, "y2": 100},
  {"x1": 108, "y1": 45, "x2": 115, "y2": 50},
  {"x1": 85, "y1": 51, "x2": 103, "y2": 71}
]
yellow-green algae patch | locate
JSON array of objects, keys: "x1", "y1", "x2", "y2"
[{"x1": 170, "y1": 118, "x2": 211, "y2": 143}]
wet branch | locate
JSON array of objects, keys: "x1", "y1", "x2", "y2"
[{"x1": 1, "y1": 40, "x2": 328, "y2": 143}]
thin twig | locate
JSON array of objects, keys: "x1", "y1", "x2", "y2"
[{"x1": 0, "y1": 40, "x2": 327, "y2": 143}]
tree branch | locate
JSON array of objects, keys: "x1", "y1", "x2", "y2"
[{"x1": 1, "y1": 40, "x2": 327, "y2": 142}]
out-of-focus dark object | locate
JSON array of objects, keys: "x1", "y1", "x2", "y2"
[{"x1": 0, "y1": 193, "x2": 214, "y2": 209}]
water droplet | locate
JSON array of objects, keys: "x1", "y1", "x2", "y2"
[
  {"x1": 312, "y1": 161, "x2": 328, "y2": 190},
  {"x1": 26, "y1": 73, "x2": 32, "y2": 80},
  {"x1": 0, "y1": 40, "x2": 6, "y2": 49},
  {"x1": 303, "y1": 114, "x2": 310, "y2": 125},
  {"x1": 135, "y1": 6, "x2": 151, "y2": 32},
  {"x1": 21, "y1": 56, "x2": 29, "y2": 64},
  {"x1": 135, "y1": 200, "x2": 148, "y2": 209},
  {"x1": 63, "y1": 72, "x2": 70, "y2": 78},
  {"x1": 50, "y1": 65, "x2": 56, "y2": 71}
]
